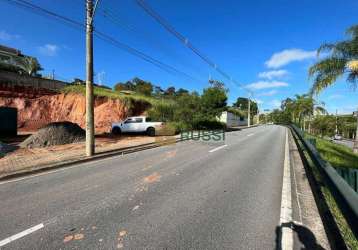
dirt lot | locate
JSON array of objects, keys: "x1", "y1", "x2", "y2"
[{"x1": 0, "y1": 133, "x2": 175, "y2": 178}]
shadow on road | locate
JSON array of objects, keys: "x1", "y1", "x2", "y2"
[{"x1": 275, "y1": 222, "x2": 326, "y2": 250}]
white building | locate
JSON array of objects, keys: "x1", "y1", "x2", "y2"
[{"x1": 218, "y1": 111, "x2": 247, "y2": 127}]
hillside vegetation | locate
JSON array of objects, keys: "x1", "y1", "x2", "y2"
[{"x1": 62, "y1": 78, "x2": 255, "y2": 132}]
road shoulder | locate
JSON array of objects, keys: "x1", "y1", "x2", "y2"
[{"x1": 288, "y1": 130, "x2": 331, "y2": 250}]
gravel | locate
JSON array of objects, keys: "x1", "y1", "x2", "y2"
[{"x1": 20, "y1": 121, "x2": 85, "y2": 148}]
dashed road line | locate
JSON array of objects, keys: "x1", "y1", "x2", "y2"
[
  {"x1": 0, "y1": 223, "x2": 44, "y2": 247},
  {"x1": 209, "y1": 144, "x2": 227, "y2": 153}
]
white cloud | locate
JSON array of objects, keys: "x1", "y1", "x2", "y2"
[
  {"x1": 38, "y1": 44, "x2": 59, "y2": 56},
  {"x1": 246, "y1": 81, "x2": 289, "y2": 90},
  {"x1": 327, "y1": 94, "x2": 344, "y2": 100},
  {"x1": 258, "y1": 70, "x2": 288, "y2": 80},
  {"x1": 269, "y1": 99, "x2": 281, "y2": 109},
  {"x1": 255, "y1": 99, "x2": 263, "y2": 105},
  {"x1": 258, "y1": 90, "x2": 278, "y2": 96},
  {"x1": 0, "y1": 30, "x2": 20, "y2": 41},
  {"x1": 265, "y1": 49, "x2": 316, "y2": 68}
]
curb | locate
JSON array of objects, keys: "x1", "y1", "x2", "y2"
[{"x1": 0, "y1": 129, "x2": 232, "y2": 182}]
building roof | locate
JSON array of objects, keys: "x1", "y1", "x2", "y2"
[{"x1": 0, "y1": 44, "x2": 21, "y2": 56}]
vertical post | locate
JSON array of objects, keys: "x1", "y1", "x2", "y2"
[
  {"x1": 247, "y1": 95, "x2": 251, "y2": 127},
  {"x1": 354, "y1": 108, "x2": 358, "y2": 153},
  {"x1": 86, "y1": 0, "x2": 95, "y2": 156},
  {"x1": 335, "y1": 109, "x2": 338, "y2": 135}
]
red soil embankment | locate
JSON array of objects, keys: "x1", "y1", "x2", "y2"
[{"x1": 0, "y1": 93, "x2": 149, "y2": 133}]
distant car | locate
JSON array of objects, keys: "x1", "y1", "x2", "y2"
[
  {"x1": 111, "y1": 116, "x2": 163, "y2": 136},
  {"x1": 333, "y1": 134, "x2": 342, "y2": 140}
]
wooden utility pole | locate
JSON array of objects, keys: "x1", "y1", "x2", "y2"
[{"x1": 86, "y1": 0, "x2": 94, "y2": 156}]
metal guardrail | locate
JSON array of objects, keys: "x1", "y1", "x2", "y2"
[
  {"x1": 290, "y1": 125, "x2": 358, "y2": 224},
  {"x1": 334, "y1": 168, "x2": 358, "y2": 193}
]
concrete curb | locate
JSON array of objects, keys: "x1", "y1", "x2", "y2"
[{"x1": 0, "y1": 128, "x2": 239, "y2": 181}]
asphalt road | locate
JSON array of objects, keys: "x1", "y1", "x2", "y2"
[
  {"x1": 331, "y1": 138, "x2": 354, "y2": 149},
  {"x1": 0, "y1": 125, "x2": 287, "y2": 249}
]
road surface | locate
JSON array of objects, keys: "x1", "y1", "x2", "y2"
[
  {"x1": 331, "y1": 138, "x2": 354, "y2": 149},
  {"x1": 0, "y1": 125, "x2": 287, "y2": 249}
]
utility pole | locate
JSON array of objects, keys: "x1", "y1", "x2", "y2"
[
  {"x1": 247, "y1": 95, "x2": 251, "y2": 128},
  {"x1": 86, "y1": 0, "x2": 95, "y2": 156},
  {"x1": 335, "y1": 109, "x2": 338, "y2": 135},
  {"x1": 354, "y1": 108, "x2": 358, "y2": 153}
]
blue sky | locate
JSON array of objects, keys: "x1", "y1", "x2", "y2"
[{"x1": 0, "y1": 0, "x2": 357, "y2": 114}]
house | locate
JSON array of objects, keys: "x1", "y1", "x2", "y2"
[
  {"x1": 0, "y1": 45, "x2": 26, "y2": 73},
  {"x1": 218, "y1": 111, "x2": 247, "y2": 127}
]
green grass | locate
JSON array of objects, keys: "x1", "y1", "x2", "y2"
[
  {"x1": 61, "y1": 85, "x2": 175, "y2": 106},
  {"x1": 305, "y1": 134, "x2": 358, "y2": 169}
]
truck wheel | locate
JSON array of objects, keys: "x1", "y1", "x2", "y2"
[
  {"x1": 112, "y1": 127, "x2": 121, "y2": 135},
  {"x1": 147, "y1": 127, "x2": 155, "y2": 136}
]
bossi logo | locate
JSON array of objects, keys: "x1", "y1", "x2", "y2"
[
  {"x1": 180, "y1": 130, "x2": 225, "y2": 142},
  {"x1": 154, "y1": 130, "x2": 225, "y2": 145}
]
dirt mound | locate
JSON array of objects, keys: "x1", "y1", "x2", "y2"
[
  {"x1": 0, "y1": 93, "x2": 150, "y2": 133},
  {"x1": 20, "y1": 121, "x2": 85, "y2": 148}
]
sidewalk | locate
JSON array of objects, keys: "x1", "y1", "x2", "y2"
[{"x1": 288, "y1": 131, "x2": 331, "y2": 249}]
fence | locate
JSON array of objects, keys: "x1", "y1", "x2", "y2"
[{"x1": 0, "y1": 70, "x2": 67, "y2": 91}]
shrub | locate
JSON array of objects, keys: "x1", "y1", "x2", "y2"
[{"x1": 192, "y1": 117, "x2": 226, "y2": 130}]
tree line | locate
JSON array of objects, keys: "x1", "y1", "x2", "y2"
[
  {"x1": 267, "y1": 24, "x2": 358, "y2": 152},
  {"x1": 114, "y1": 78, "x2": 258, "y2": 131}
]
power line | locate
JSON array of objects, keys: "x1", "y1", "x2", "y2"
[
  {"x1": 3, "y1": 0, "x2": 203, "y2": 84},
  {"x1": 136, "y1": 0, "x2": 251, "y2": 94},
  {"x1": 97, "y1": 4, "x2": 208, "y2": 82}
]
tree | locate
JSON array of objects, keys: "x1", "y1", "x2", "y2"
[
  {"x1": 209, "y1": 79, "x2": 226, "y2": 90},
  {"x1": 268, "y1": 109, "x2": 291, "y2": 124},
  {"x1": 200, "y1": 87, "x2": 227, "y2": 117},
  {"x1": 309, "y1": 24, "x2": 358, "y2": 152},
  {"x1": 233, "y1": 97, "x2": 258, "y2": 115},
  {"x1": 153, "y1": 85, "x2": 164, "y2": 96},
  {"x1": 16, "y1": 56, "x2": 43, "y2": 76},
  {"x1": 175, "y1": 88, "x2": 189, "y2": 97},
  {"x1": 132, "y1": 77, "x2": 153, "y2": 96},
  {"x1": 114, "y1": 78, "x2": 153, "y2": 95},
  {"x1": 164, "y1": 86, "x2": 176, "y2": 96},
  {"x1": 113, "y1": 81, "x2": 135, "y2": 92}
]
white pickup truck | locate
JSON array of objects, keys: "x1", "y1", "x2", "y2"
[{"x1": 111, "y1": 116, "x2": 163, "y2": 136}]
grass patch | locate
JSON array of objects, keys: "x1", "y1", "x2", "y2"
[
  {"x1": 305, "y1": 134, "x2": 358, "y2": 169},
  {"x1": 61, "y1": 85, "x2": 174, "y2": 106}
]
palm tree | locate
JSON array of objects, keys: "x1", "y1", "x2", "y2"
[
  {"x1": 15, "y1": 56, "x2": 43, "y2": 76},
  {"x1": 309, "y1": 25, "x2": 358, "y2": 153}
]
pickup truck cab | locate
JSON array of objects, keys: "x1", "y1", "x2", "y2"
[{"x1": 111, "y1": 116, "x2": 163, "y2": 136}]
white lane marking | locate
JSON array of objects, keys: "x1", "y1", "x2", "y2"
[
  {"x1": 209, "y1": 144, "x2": 227, "y2": 153},
  {"x1": 279, "y1": 129, "x2": 293, "y2": 250},
  {"x1": 0, "y1": 223, "x2": 44, "y2": 247},
  {"x1": 247, "y1": 133, "x2": 255, "y2": 137}
]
